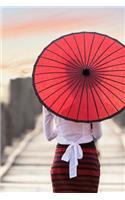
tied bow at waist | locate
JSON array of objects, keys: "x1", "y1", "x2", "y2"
[{"x1": 61, "y1": 142, "x2": 83, "y2": 178}]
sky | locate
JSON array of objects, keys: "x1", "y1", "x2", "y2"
[{"x1": 1, "y1": 7, "x2": 125, "y2": 102}]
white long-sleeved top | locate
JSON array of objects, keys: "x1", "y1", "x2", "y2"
[{"x1": 42, "y1": 105, "x2": 102, "y2": 178}]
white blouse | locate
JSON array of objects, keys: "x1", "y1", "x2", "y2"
[{"x1": 42, "y1": 106, "x2": 102, "y2": 179}]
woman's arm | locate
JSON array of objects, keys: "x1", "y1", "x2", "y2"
[
  {"x1": 91, "y1": 122, "x2": 102, "y2": 142},
  {"x1": 42, "y1": 106, "x2": 57, "y2": 141}
]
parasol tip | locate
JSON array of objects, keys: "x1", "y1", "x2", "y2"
[{"x1": 82, "y1": 68, "x2": 90, "y2": 76}]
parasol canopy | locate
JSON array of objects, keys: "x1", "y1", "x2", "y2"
[{"x1": 32, "y1": 32, "x2": 125, "y2": 122}]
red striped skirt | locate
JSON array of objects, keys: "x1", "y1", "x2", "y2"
[{"x1": 50, "y1": 141, "x2": 100, "y2": 193}]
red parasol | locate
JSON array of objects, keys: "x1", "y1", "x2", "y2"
[{"x1": 32, "y1": 32, "x2": 125, "y2": 122}]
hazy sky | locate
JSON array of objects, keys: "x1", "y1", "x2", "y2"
[
  {"x1": 1, "y1": 7, "x2": 125, "y2": 85},
  {"x1": 1, "y1": 6, "x2": 125, "y2": 103}
]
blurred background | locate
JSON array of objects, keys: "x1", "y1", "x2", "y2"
[{"x1": 0, "y1": 7, "x2": 125, "y2": 192}]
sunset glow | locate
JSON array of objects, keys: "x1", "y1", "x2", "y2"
[{"x1": 1, "y1": 7, "x2": 125, "y2": 102}]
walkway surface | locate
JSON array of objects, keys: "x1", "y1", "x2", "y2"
[{"x1": 0, "y1": 115, "x2": 125, "y2": 192}]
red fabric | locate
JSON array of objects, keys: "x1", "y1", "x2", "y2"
[
  {"x1": 51, "y1": 141, "x2": 100, "y2": 193},
  {"x1": 33, "y1": 32, "x2": 125, "y2": 122},
  {"x1": 55, "y1": 147, "x2": 97, "y2": 154}
]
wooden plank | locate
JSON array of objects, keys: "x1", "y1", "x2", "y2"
[
  {"x1": 0, "y1": 183, "x2": 52, "y2": 192},
  {"x1": 2, "y1": 174, "x2": 51, "y2": 184},
  {"x1": 1, "y1": 119, "x2": 125, "y2": 192}
]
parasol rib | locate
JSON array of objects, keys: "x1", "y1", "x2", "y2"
[
  {"x1": 67, "y1": 79, "x2": 83, "y2": 118},
  {"x1": 76, "y1": 79, "x2": 86, "y2": 120},
  {"x1": 63, "y1": 37, "x2": 82, "y2": 66},
  {"x1": 43, "y1": 76, "x2": 79, "y2": 101},
  {"x1": 93, "y1": 47, "x2": 123, "y2": 68},
  {"x1": 37, "y1": 64, "x2": 78, "y2": 71},
  {"x1": 95, "y1": 79, "x2": 125, "y2": 105},
  {"x1": 86, "y1": 34, "x2": 95, "y2": 66},
  {"x1": 55, "y1": 42, "x2": 81, "y2": 67},
  {"x1": 46, "y1": 49, "x2": 80, "y2": 69},
  {"x1": 89, "y1": 36, "x2": 106, "y2": 66},
  {"x1": 97, "y1": 77, "x2": 125, "y2": 95},
  {"x1": 73, "y1": 35, "x2": 85, "y2": 66},
  {"x1": 38, "y1": 74, "x2": 77, "y2": 93},
  {"x1": 93, "y1": 55, "x2": 125, "y2": 70},
  {"x1": 83, "y1": 33, "x2": 87, "y2": 66},
  {"x1": 91, "y1": 41, "x2": 115, "y2": 66},
  {"x1": 40, "y1": 56, "x2": 80, "y2": 69},
  {"x1": 95, "y1": 62, "x2": 125, "y2": 71},
  {"x1": 97, "y1": 73, "x2": 125, "y2": 78},
  {"x1": 94, "y1": 80, "x2": 118, "y2": 111},
  {"x1": 35, "y1": 74, "x2": 74, "y2": 84},
  {"x1": 88, "y1": 82, "x2": 100, "y2": 119},
  {"x1": 86, "y1": 81, "x2": 89, "y2": 120},
  {"x1": 35, "y1": 71, "x2": 79, "y2": 75},
  {"x1": 98, "y1": 74, "x2": 125, "y2": 86},
  {"x1": 92, "y1": 81, "x2": 110, "y2": 116},
  {"x1": 58, "y1": 78, "x2": 82, "y2": 113},
  {"x1": 49, "y1": 78, "x2": 81, "y2": 109}
]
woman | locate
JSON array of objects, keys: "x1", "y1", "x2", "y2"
[{"x1": 42, "y1": 105, "x2": 102, "y2": 193}]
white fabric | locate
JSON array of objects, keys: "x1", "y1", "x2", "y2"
[
  {"x1": 61, "y1": 142, "x2": 83, "y2": 178},
  {"x1": 42, "y1": 105, "x2": 102, "y2": 178}
]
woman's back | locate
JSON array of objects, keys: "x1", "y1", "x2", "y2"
[
  {"x1": 43, "y1": 105, "x2": 102, "y2": 144},
  {"x1": 42, "y1": 105, "x2": 102, "y2": 192}
]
